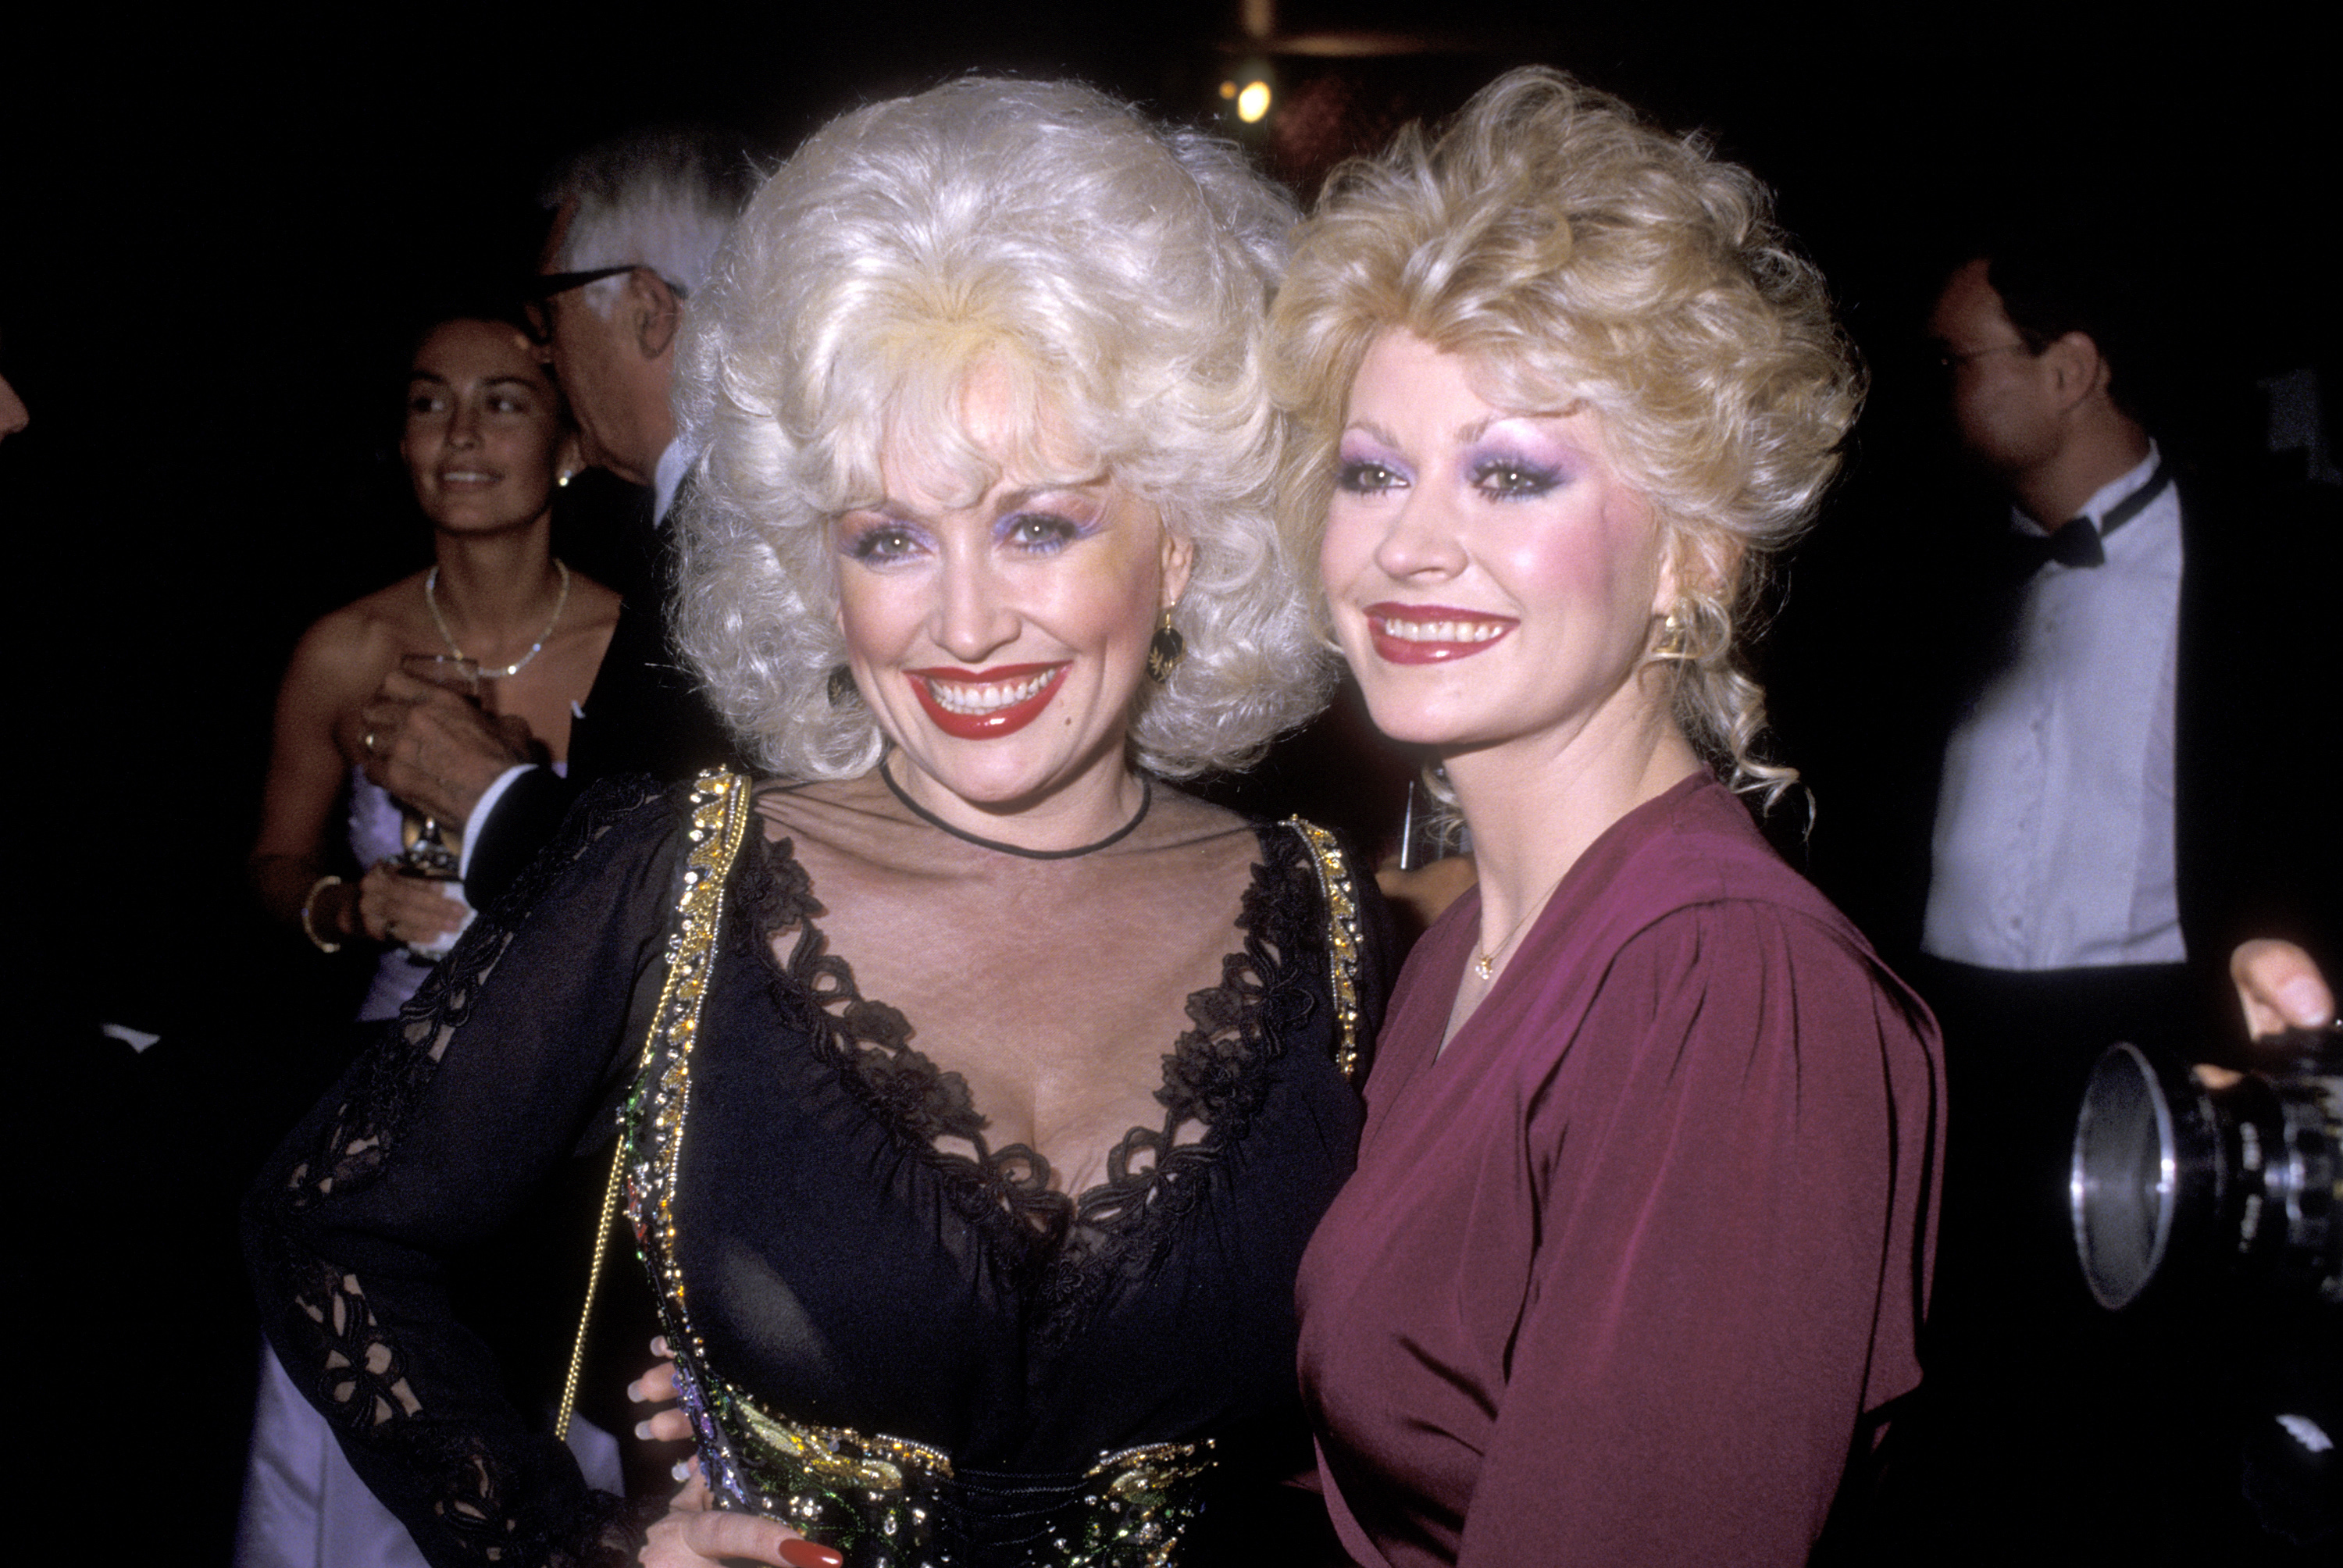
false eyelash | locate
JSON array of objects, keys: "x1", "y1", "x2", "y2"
[{"x1": 1467, "y1": 455, "x2": 1567, "y2": 498}]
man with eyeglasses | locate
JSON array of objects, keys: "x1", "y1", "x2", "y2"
[
  {"x1": 1917, "y1": 241, "x2": 2336, "y2": 1064},
  {"x1": 1920, "y1": 245, "x2": 2193, "y2": 993},
  {"x1": 526, "y1": 249, "x2": 688, "y2": 515},
  {"x1": 1877, "y1": 235, "x2": 2340, "y2": 1561},
  {"x1": 358, "y1": 129, "x2": 753, "y2": 914}
]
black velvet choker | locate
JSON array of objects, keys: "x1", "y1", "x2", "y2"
[{"x1": 878, "y1": 756, "x2": 1153, "y2": 860}]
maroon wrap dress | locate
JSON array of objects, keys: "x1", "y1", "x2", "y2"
[{"x1": 1296, "y1": 774, "x2": 1942, "y2": 1566}]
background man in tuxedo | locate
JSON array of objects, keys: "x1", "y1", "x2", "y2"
[
  {"x1": 358, "y1": 130, "x2": 753, "y2": 910},
  {"x1": 1884, "y1": 237, "x2": 2338, "y2": 1562},
  {"x1": 1918, "y1": 238, "x2": 2337, "y2": 1181}
]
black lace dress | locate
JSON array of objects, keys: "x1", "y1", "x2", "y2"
[{"x1": 245, "y1": 772, "x2": 1376, "y2": 1568}]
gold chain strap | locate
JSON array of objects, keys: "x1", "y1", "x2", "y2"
[
  {"x1": 555, "y1": 1141, "x2": 629, "y2": 1442},
  {"x1": 555, "y1": 771, "x2": 754, "y2": 1443}
]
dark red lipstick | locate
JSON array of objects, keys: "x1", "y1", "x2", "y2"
[{"x1": 906, "y1": 662, "x2": 1069, "y2": 739}]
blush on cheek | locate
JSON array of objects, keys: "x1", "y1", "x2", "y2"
[
  {"x1": 1617, "y1": 504, "x2": 1671, "y2": 608},
  {"x1": 1318, "y1": 510, "x2": 1375, "y2": 594}
]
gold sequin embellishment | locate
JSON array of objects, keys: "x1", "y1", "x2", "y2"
[{"x1": 1286, "y1": 819, "x2": 1367, "y2": 1084}]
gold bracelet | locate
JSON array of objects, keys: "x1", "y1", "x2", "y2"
[{"x1": 301, "y1": 875, "x2": 345, "y2": 953}]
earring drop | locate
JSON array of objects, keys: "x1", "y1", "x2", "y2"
[{"x1": 1147, "y1": 608, "x2": 1186, "y2": 683}]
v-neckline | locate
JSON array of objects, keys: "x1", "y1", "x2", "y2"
[
  {"x1": 734, "y1": 821, "x2": 1317, "y2": 1272},
  {"x1": 1415, "y1": 773, "x2": 1712, "y2": 1074}
]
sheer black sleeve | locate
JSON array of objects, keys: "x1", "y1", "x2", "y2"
[{"x1": 244, "y1": 775, "x2": 687, "y2": 1568}]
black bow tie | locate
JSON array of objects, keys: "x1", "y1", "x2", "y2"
[
  {"x1": 2012, "y1": 458, "x2": 2174, "y2": 574},
  {"x1": 2020, "y1": 515, "x2": 2108, "y2": 570}
]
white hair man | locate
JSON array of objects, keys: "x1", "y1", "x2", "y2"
[{"x1": 530, "y1": 129, "x2": 751, "y2": 518}]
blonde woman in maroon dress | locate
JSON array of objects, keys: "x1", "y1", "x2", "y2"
[{"x1": 1270, "y1": 69, "x2": 1943, "y2": 1566}]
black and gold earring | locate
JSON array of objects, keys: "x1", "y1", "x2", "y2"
[
  {"x1": 1147, "y1": 608, "x2": 1186, "y2": 683},
  {"x1": 826, "y1": 664, "x2": 861, "y2": 707}
]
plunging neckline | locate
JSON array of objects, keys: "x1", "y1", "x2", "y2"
[{"x1": 733, "y1": 820, "x2": 1320, "y2": 1275}]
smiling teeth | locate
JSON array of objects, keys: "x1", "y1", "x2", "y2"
[
  {"x1": 927, "y1": 671, "x2": 1054, "y2": 714},
  {"x1": 1378, "y1": 618, "x2": 1508, "y2": 643}
]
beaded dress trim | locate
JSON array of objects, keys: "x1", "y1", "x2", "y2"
[{"x1": 1283, "y1": 818, "x2": 1366, "y2": 1086}]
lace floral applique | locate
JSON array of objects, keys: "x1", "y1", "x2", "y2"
[
  {"x1": 279, "y1": 779, "x2": 664, "y2": 1213},
  {"x1": 740, "y1": 825, "x2": 1328, "y2": 1301},
  {"x1": 1065, "y1": 839, "x2": 1325, "y2": 1317},
  {"x1": 279, "y1": 921, "x2": 521, "y2": 1212}
]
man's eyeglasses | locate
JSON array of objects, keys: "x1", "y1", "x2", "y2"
[
  {"x1": 1933, "y1": 340, "x2": 2032, "y2": 372},
  {"x1": 523, "y1": 265, "x2": 688, "y2": 342}
]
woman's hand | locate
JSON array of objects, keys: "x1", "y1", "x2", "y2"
[
  {"x1": 348, "y1": 860, "x2": 469, "y2": 946},
  {"x1": 637, "y1": 1468, "x2": 840, "y2": 1568},
  {"x1": 627, "y1": 1339, "x2": 839, "y2": 1566},
  {"x1": 629, "y1": 1340, "x2": 693, "y2": 1445}
]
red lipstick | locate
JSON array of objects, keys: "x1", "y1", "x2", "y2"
[
  {"x1": 1362, "y1": 603, "x2": 1517, "y2": 665},
  {"x1": 906, "y1": 662, "x2": 1069, "y2": 739}
]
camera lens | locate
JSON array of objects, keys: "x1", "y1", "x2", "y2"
[
  {"x1": 2072, "y1": 1034, "x2": 2342, "y2": 1312},
  {"x1": 2071, "y1": 1042, "x2": 2181, "y2": 1310}
]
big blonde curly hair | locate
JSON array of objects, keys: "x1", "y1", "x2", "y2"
[
  {"x1": 672, "y1": 77, "x2": 1333, "y2": 781},
  {"x1": 1268, "y1": 68, "x2": 1860, "y2": 802}
]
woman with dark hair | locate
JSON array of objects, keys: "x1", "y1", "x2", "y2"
[
  {"x1": 1270, "y1": 69, "x2": 1943, "y2": 1566},
  {"x1": 250, "y1": 312, "x2": 619, "y2": 1007}
]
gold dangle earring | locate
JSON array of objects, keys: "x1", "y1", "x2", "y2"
[{"x1": 1147, "y1": 606, "x2": 1186, "y2": 683}]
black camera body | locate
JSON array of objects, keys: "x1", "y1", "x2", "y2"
[{"x1": 2070, "y1": 1027, "x2": 2341, "y2": 1313}]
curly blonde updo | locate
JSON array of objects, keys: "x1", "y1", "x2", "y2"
[
  {"x1": 1267, "y1": 68, "x2": 1860, "y2": 800},
  {"x1": 672, "y1": 77, "x2": 1333, "y2": 782}
]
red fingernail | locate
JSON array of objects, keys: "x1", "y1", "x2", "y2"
[{"x1": 780, "y1": 1541, "x2": 843, "y2": 1568}]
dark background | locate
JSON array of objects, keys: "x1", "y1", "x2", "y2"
[
  {"x1": 9, "y1": 5, "x2": 2334, "y2": 1014},
  {"x1": 5, "y1": 4, "x2": 2332, "y2": 1560}
]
